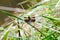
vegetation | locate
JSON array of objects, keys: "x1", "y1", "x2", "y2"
[{"x1": 0, "y1": 0, "x2": 60, "y2": 40}]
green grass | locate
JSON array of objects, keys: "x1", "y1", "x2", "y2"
[{"x1": 0, "y1": 0, "x2": 60, "y2": 40}]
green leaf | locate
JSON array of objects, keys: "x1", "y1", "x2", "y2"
[
  {"x1": 3, "y1": 31, "x2": 9, "y2": 40},
  {"x1": 41, "y1": 15, "x2": 58, "y2": 21},
  {"x1": 0, "y1": 11, "x2": 22, "y2": 20}
]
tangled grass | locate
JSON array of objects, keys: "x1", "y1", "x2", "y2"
[{"x1": 0, "y1": 0, "x2": 60, "y2": 40}]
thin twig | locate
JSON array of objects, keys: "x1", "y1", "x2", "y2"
[
  {"x1": 17, "y1": 1, "x2": 28, "y2": 5},
  {"x1": 0, "y1": 6, "x2": 26, "y2": 12}
]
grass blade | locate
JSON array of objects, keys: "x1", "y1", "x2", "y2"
[{"x1": 3, "y1": 31, "x2": 9, "y2": 40}]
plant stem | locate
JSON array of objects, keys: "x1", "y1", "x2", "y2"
[{"x1": 17, "y1": 20, "x2": 21, "y2": 40}]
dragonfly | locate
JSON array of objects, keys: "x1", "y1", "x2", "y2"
[
  {"x1": 0, "y1": 0, "x2": 50, "y2": 23},
  {"x1": 1, "y1": 0, "x2": 59, "y2": 40},
  {"x1": 0, "y1": 6, "x2": 43, "y2": 40},
  {"x1": 0, "y1": 0, "x2": 50, "y2": 39},
  {"x1": 0, "y1": 5, "x2": 48, "y2": 30}
]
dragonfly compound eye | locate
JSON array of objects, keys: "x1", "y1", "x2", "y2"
[
  {"x1": 30, "y1": 17, "x2": 35, "y2": 22},
  {"x1": 24, "y1": 17, "x2": 30, "y2": 22}
]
